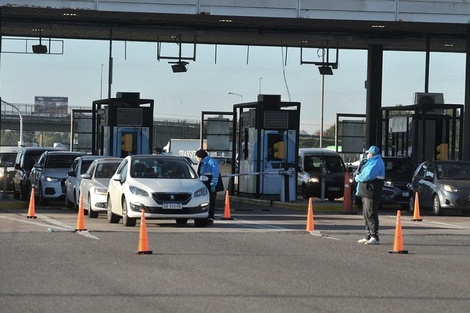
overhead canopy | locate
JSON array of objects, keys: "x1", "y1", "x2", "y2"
[{"x1": 0, "y1": 1, "x2": 469, "y2": 53}]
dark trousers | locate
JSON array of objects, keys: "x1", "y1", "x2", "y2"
[
  {"x1": 362, "y1": 197, "x2": 380, "y2": 239},
  {"x1": 208, "y1": 190, "x2": 216, "y2": 219}
]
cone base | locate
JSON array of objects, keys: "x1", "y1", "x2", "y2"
[
  {"x1": 75, "y1": 228, "x2": 88, "y2": 232},
  {"x1": 389, "y1": 250, "x2": 409, "y2": 254},
  {"x1": 137, "y1": 250, "x2": 153, "y2": 255},
  {"x1": 27, "y1": 216, "x2": 37, "y2": 219},
  {"x1": 412, "y1": 218, "x2": 422, "y2": 221},
  {"x1": 221, "y1": 217, "x2": 233, "y2": 220}
]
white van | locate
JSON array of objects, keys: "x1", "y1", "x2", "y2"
[{"x1": 297, "y1": 148, "x2": 346, "y2": 201}]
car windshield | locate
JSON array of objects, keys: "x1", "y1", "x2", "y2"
[
  {"x1": 45, "y1": 155, "x2": 78, "y2": 168},
  {"x1": 95, "y1": 162, "x2": 120, "y2": 178},
  {"x1": 304, "y1": 156, "x2": 344, "y2": 173},
  {"x1": 437, "y1": 163, "x2": 470, "y2": 180},
  {"x1": 130, "y1": 157, "x2": 196, "y2": 179}
]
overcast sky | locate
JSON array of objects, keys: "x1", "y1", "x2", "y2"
[{"x1": 0, "y1": 38, "x2": 466, "y2": 134}]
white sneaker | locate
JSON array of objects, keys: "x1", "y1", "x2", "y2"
[
  {"x1": 358, "y1": 238, "x2": 369, "y2": 243},
  {"x1": 365, "y1": 237, "x2": 380, "y2": 245}
]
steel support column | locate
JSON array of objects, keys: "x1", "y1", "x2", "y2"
[
  {"x1": 463, "y1": 28, "x2": 470, "y2": 161},
  {"x1": 365, "y1": 44, "x2": 383, "y2": 150}
]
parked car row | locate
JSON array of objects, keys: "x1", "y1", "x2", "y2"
[{"x1": 10, "y1": 147, "x2": 211, "y2": 227}]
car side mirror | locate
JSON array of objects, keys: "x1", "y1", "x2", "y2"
[
  {"x1": 81, "y1": 173, "x2": 91, "y2": 180},
  {"x1": 199, "y1": 175, "x2": 209, "y2": 182}
]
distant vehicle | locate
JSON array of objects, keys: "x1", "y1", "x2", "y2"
[
  {"x1": 65, "y1": 155, "x2": 110, "y2": 210},
  {"x1": 80, "y1": 157, "x2": 122, "y2": 218},
  {"x1": 0, "y1": 150, "x2": 19, "y2": 192},
  {"x1": 408, "y1": 160, "x2": 470, "y2": 216},
  {"x1": 30, "y1": 151, "x2": 86, "y2": 205},
  {"x1": 13, "y1": 147, "x2": 65, "y2": 201},
  {"x1": 106, "y1": 155, "x2": 210, "y2": 227},
  {"x1": 163, "y1": 139, "x2": 205, "y2": 163},
  {"x1": 297, "y1": 148, "x2": 346, "y2": 201},
  {"x1": 352, "y1": 156, "x2": 417, "y2": 209}
]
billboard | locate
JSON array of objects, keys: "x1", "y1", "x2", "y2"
[{"x1": 34, "y1": 96, "x2": 68, "y2": 114}]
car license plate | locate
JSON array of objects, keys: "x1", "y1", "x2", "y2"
[
  {"x1": 163, "y1": 203, "x2": 182, "y2": 209},
  {"x1": 402, "y1": 191, "x2": 409, "y2": 197},
  {"x1": 328, "y1": 187, "x2": 340, "y2": 191}
]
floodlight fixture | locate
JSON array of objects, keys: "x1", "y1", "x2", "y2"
[
  {"x1": 32, "y1": 28, "x2": 48, "y2": 54},
  {"x1": 318, "y1": 66, "x2": 333, "y2": 75},
  {"x1": 170, "y1": 61, "x2": 189, "y2": 73},
  {"x1": 32, "y1": 44, "x2": 47, "y2": 54}
]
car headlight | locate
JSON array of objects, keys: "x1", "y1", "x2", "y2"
[
  {"x1": 384, "y1": 180, "x2": 394, "y2": 188},
  {"x1": 194, "y1": 186, "x2": 208, "y2": 197},
  {"x1": 308, "y1": 177, "x2": 320, "y2": 183},
  {"x1": 45, "y1": 176, "x2": 61, "y2": 182},
  {"x1": 93, "y1": 187, "x2": 108, "y2": 195},
  {"x1": 129, "y1": 185, "x2": 149, "y2": 197},
  {"x1": 442, "y1": 184, "x2": 458, "y2": 192}
]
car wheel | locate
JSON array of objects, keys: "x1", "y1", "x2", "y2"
[
  {"x1": 107, "y1": 196, "x2": 120, "y2": 224},
  {"x1": 74, "y1": 193, "x2": 79, "y2": 212},
  {"x1": 328, "y1": 196, "x2": 335, "y2": 202},
  {"x1": 65, "y1": 194, "x2": 72, "y2": 208},
  {"x1": 20, "y1": 184, "x2": 28, "y2": 201},
  {"x1": 13, "y1": 188, "x2": 20, "y2": 200},
  {"x1": 194, "y1": 218, "x2": 208, "y2": 227},
  {"x1": 176, "y1": 218, "x2": 188, "y2": 225},
  {"x1": 301, "y1": 184, "x2": 310, "y2": 199},
  {"x1": 122, "y1": 199, "x2": 136, "y2": 227},
  {"x1": 37, "y1": 185, "x2": 48, "y2": 206},
  {"x1": 88, "y1": 194, "x2": 98, "y2": 218},
  {"x1": 409, "y1": 194, "x2": 415, "y2": 214},
  {"x1": 432, "y1": 194, "x2": 443, "y2": 216}
]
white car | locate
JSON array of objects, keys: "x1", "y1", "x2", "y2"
[
  {"x1": 107, "y1": 155, "x2": 210, "y2": 227},
  {"x1": 80, "y1": 157, "x2": 122, "y2": 218},
  {"x1": 30, "y1": 151, "x2": 87, "y2": 205},
  {"x1": 65, "y1": 155, "x2": 109, "y2": 210}
]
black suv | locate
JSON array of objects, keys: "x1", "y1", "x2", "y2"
[
  {"x1": 13, "y1": 147, "x2": 64, "y2": 200},
  {"x1": 353, "y1": 156, "x2": 417, "y2": 209}
]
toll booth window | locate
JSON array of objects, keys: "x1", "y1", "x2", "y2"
[
  {"x1": 267, "y1": 134, "x2": 285, "y2": 161},
  {"x1": 121, "y1": 133, "x2": 137, "y2": 157}
]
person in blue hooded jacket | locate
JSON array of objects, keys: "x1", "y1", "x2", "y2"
[
  {"x1": 195, "y1": 149, "x2": 220, "y2": 225},
  {"x1": 355, "y1": 145, "x2": 385, "y2": 245}
]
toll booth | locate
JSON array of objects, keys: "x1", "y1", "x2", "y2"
[
  {"x1": 381, "y1": 103, "x2": 463, "y2": 162},
  {"x1": 232, "y1": 95, "x2": 300, "y2": 201},
  {"x1": 92, "y1": 92, "x2": 154, "y2": 157}
]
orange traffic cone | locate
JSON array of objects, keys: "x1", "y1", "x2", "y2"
[
  {"x1": 221, "y1": 190, "x2": 233, "y2": 220},
  {"x1": 27, "y1": 187, "x2": 37, "y2": 219},
  {"x1": 389, "y1": 210, "x2": 408, "y2": 254},
  {"x1": 137, "y1": 210, "x2": 153, "y2": 254},
  {"x1": 342, "y1": 169, "x2": 354, "y2": 214},
  {"x1": 412, "y1": 192, "x2": 422, "y2": 221},
  {"x1": 75, "y1": 195, "x2": 87, "y2": 231},
  {"x1": 306, "y1": 197, "x2": 314, "y2": 232}
]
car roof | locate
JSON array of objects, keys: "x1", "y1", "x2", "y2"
[
  {"x1": 430, "y1": 160, "x2": 470, "y2": 165},
  {"x1": 42, "y1": 151, "x2": 86, "y2": 156},
  {"x1": 299, "y1": 148, "x2": 342, "y2": 157},
  {"x1": 93, "y1": 157, "x2": 123, "y2": 163}
]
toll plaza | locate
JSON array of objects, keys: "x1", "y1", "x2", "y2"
[
  {"x1": 91, "y1": 92, "x2": 154, "y2": 157},
  {"x1": 231, "y1": 94, "x2": 300, "y2": 202}
]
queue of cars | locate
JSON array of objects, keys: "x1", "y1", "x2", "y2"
[{"x1": 5, "y1": 145, "x2": 470, "y2": 222}]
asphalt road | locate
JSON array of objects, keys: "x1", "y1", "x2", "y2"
[{"x1": 1, "y1": 198, "x2": 470, "y2": 313}]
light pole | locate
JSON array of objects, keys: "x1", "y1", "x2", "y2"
[
  {"x1": 228, "y1": 92, "x2": 243, "y2": 103},
  {"x1": 259, "y1": 77, "x2": 262, "y2": 94},
  {"x1": 100, "y1": 64, "x2": 104, "y2": 99},
  {"x1": 1, "y1": 100, "x2": 24, "y2": 146}
]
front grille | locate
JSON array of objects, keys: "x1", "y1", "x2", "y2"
[
  {"x1": 152, "y1": 192, "x2": 192, "y2": 205},
  {"x1": 146, "y1": 206, "x2": 205, "y2": 214}
]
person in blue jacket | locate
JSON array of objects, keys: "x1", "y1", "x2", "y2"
[
  {"x1": 355, "y1": 145, "x2": 385, "y2": 245},
  {"x1": 195, "y1": 149, "x2": 220, "y2": 225}
]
